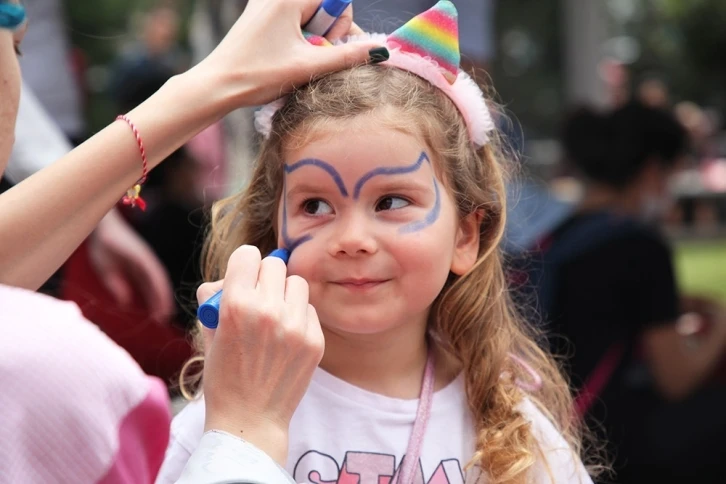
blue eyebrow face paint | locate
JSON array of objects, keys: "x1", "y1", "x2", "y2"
[
  {"x1": 281, "y1": 157, "x2": 350, "y2": 250},
  {"x1": 197, "y1": 248, "x2": 291, "y2": 329},
  {"x1": 353, "y1": 151, "x2": 442, "y2": 233},
  {"x1": 285, "y1": 158, "x2": 349, "y2": 197},
  {"x1": 353, "y1": 152, "x2": 429, "y2": 200}
]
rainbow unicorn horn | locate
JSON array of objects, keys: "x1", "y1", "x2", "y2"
[{"x1": 386, "y1": 0, "x2": 461, "y2": 84}]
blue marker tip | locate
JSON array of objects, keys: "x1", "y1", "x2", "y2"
[
  {"x1": 321, "y1": 0, "x2": 352, "y2": 18},
  {"x1": 197, "y1": 248, "x2": 291, "y2": 329},
  {"x1": 268, "y1": 248, "x2": 291, "y2": 264}
]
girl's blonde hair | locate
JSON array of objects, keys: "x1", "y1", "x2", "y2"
[{"x1": 184, "y1": 65, "x2": 592, "y2": 483}]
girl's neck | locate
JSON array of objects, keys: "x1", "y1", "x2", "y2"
[{"x1": 319, "y1": 319, "x2": 459, "y2": 399}]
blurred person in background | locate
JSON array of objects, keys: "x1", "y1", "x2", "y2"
[
  {"x1": 523, "y1": 101, "x2": 726, "y2": 483},
  {"x1": 636, "y1": 74, "x2": 671, "y2": 110},
  {"x1": 112, "y1": 2, "x2": 187, "y2": 108}
]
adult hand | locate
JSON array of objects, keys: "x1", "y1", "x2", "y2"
[
  {"x1": 195, "y1": 0, "x2": 387, "y2": 107},
  {"x1": 197, "y1": 245, "x2": 324, "y2": 465},
  {"x1": 89, "y1": 209, "x2": 175, "y2": 324}
]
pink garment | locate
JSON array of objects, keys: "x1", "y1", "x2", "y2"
[
  {"x1": 186, "y1": 121, "x2": 227, "y2": 203},
  {"x1": 0, "y1": 284, "x2": 171, "y2": 483}
]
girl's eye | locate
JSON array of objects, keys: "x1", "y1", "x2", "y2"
[
  {"x1": 376, "y1": 196, "x2": 410, "y2": 211},
  {"x1": 14, "y1": 44, "x2": 22, "y2": 57},
  {"x1": 302, "y1": 199, "x2": 333, "y2": 216}
]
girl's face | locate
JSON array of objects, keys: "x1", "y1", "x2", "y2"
[
  {"x1": 0, "y1": 0, "x2": 26, "y2": 176},
  {"x1": 278, "y1": 116, "x2": 480, "y2": 337}
]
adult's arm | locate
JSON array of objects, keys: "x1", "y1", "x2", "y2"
[
  {"x1": 0, "y1": 0, "x2": 382, "y2": 290},
  {"x1": 643, "y1": 307, "x2": 726, "y2": 400},
  {"x1": 7, "y1": 81, "x2": 176, "y2": 320},
  {"x1": 631, "y1": 235, "x2": 726, "y2": 399},
  {"x1": 176, "y1": 431, "x2": 295, "y2": 484}
]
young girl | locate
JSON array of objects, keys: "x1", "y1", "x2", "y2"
[{"x1": 159, "y1": 3, "x2": 594, "y2": 483}]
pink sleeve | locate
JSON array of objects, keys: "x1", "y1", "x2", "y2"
[
  {"x1": 99, "y1": 377, "x2": 171, "y2": 484},
  {"x1": 0, "y1": 284, "x2": 171, "y2": 483}
]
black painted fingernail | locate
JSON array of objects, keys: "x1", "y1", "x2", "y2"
[{"x1": 368, "y1": 47, "x2": 389, "y2": 64}]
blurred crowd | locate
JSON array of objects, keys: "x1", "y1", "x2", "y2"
[{"x1": 5, "y1": 1, "x2": 725, "y2": 483}]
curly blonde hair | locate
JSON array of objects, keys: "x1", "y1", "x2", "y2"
[{"x1": 183, "y1": 65, "x2": 594, "y2": 483}]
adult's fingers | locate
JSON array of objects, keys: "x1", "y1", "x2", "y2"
[
  {"x1": 222, "y1": 245, "x2": 262, "y2": 295},
  {"x1": 257, "y1": 256, "x2": 288, "y2": 301},
  {"x1": 196, "y1": 280, "x2": 224, "y2": 305},
  {"x1": 284, "y1": 275, "x2": 310, "y2": 323},
  {"x1": 324, "y1": 4, "x2": 353, "y2": 42}
]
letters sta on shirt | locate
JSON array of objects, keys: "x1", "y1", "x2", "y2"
[{"x1": 292, "y1": 450, "x2": 483, "y2": 484}]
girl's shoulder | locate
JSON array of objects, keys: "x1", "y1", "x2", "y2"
[{"x1": 516, "y1": 398, "x2": 594, "y2": 484}]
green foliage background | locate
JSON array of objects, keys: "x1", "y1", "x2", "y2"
[{"x1": 64, "y1": 0, "x2": 726, "y2": 136}]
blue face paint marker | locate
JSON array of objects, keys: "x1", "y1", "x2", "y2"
[
  {"x1": 284, "y1": 158, "x2": 349, "y2": 197},
  {"x1": 400, "y1": 177, "x2": 442, "y2": 233},
  {"x1": 197, "y1": 248, "x2": 291, "y2": 329},
  {"x1": 303, "y1": 0, "x2": 352, "y2": 36},
  {"x1": 353, "y1": 152, "x2": 430, "y2": 199}
]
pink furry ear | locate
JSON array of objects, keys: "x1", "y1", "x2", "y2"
[
  {"x1": 254, "y1": 0, "x2": 496, "y2": 147},
  {"x1": 254, "y1": 98, "x2": 287, "y2": 139},
  {"x1": 379, "y1": 48, "x2": 495, "y2": 146}
]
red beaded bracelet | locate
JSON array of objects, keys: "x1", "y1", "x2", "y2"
[{"x1": 116, "y1": 114, "x2": 148, "y2": 211}]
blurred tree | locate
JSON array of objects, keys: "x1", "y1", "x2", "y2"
[
  {"x1": 489, "y1": 0, "x2": 563, "y2": 140},
  {"x1": 627, "y1": 0, "x2": 726, "y2": 116}
]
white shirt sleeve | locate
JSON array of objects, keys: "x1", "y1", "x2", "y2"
[
  {"x1": 156, "y1": 398, "x2": 206, "y2": 484},
  {"x1": 175, "y1": 431, "x2": 295, "y2": 484},
  {"x1": 519, "y1": 399, "x2": 594, "y2": 484},
  {"x1": 6, "y1": 81, "x2": 72, "y2": 185}
]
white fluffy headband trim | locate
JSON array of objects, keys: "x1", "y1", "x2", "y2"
[{"x1": 254, "y1": 33, "x2": 496, "y2": 147}]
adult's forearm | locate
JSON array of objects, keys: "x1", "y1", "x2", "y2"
[{"x1": 0, "y1": 68, "x2": 235, "y2": 289}]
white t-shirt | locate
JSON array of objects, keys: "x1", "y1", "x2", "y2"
[{"x1": 158, "y1": 367, "x2": 592, "y2": 484}]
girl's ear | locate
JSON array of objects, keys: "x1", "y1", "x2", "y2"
[{"x1": 450, "y1": 210, "x2": 482, "y2": 275}]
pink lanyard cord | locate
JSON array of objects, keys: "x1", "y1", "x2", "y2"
[{"x1": 397, "y1": 350, "x2": 436, "y2": 484}]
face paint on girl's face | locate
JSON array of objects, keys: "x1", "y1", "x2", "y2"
[
  {"x1": 277, "y1": 119, "x2": 465, "y2": 337},
  {"x1": 280, "y1": 150, "x2": 443, "y2": 251}
]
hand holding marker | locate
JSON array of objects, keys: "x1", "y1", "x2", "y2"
[{"x1": 198, "y1": 248, "x2": 291, "y2": 329}]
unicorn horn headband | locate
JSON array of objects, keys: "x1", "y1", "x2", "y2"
[{"x1": 255, "y1": 0, "x2": 496, "y2": 147}]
